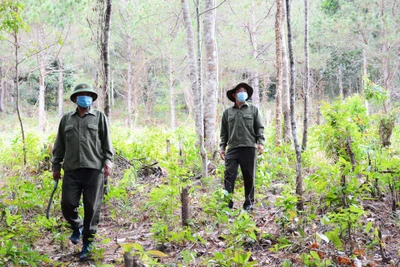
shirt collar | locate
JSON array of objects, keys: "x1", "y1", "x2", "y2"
[
  {"x1": 73, "y1": 107, "x2": 96, "y2": 116},
  {"x1": 233, "y1": 101, "x2": 249, "y2": 109}
]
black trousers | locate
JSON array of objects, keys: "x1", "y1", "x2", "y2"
[
  {"x1": 62, "y1": 168, "x2": 104, "y2": 244},
  {"x1": 224, "y1": 147, "x2": 257, "y2": 207}
]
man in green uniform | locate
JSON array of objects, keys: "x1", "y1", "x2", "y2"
[
  {"x1": 52, "y1": 83, "x2": 113, "y2": 260},
  {"x1": 219, "y1": 82, "x2": 265, "y2": 211}
]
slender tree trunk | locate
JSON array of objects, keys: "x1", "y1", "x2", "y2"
[
  {"x1": 275, "y1": 0, "x2": 283, "y2": 146},
  {"x1": 101, "y1": 0, "x2": 112, "y2": 118},
  {"x1": 58, "y1": 59, "x2": 64, "y2": 117},
  {"x1": 203, "y1": 0, "x2": 218, "y2": 152},
  {"x1": 348, "y1": 79, "x2": 352, "y2": 96},
  {"x1": 286, "y1": 0, "x2": 303, "y2": 211},
  {"x1": 338, "y1": 66, "x2": 343, "y2": 99},
  {"x1": 250, "y1": 1, "x2": 260, "y2": 106},
  {"x1": 181, "y1": 186, "x2": 190, "y2": 227},
  {"x1": 282, "y1": 2, "x2": 291, "y2": 143},
  {"x1": 301, "y1": 0, "x2": 310, "y2": 151},
  {"x1": 14, "y1": 32, "x2": 26, "y2": 165},
  {"x1": 0, "y1": 67, "x2": 5, "y2": 112},
  {"x1": 196, "y1": 0, "x2": 207, "y2": 178},
  {"x1": 37, "y1": 51, "x2": 46, "y2": 133},
  {"x1": 181, "y1": 0, "x2": 207, "y2": 178},
  {"x1": 127, "y1": 38, "x2": 133, "y2": 128},
  {"x1": 363, "y1": 48, "x2": 369, "y2": 115},
  {"x1": 169, "y1": 56, "x2": 176, "y2": 130}
]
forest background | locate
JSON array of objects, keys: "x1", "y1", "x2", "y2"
[{"x1": 0, "y1": 0, "x2": 400, "y2": 266}]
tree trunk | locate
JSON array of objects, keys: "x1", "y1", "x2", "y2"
[
  {"x1": 169, "y1": 56, "x2": 176, "y2": 130},
  {"x1": 101, "y1": 0, "x2": 112, "y2": 118},
  {"x1": 58, "y1": 59, "x2": 64, "y2": 117},
  {"x1": 363, "y1": 48, "x2": 369, "y2": 115},
  {"x1": 275, "y1": 0, "x2": 283, "y2": 146},
  {"x1": 181, "y1": 0, "x2": 207, "y2": 178},
  {"x1": 0, "y1": 67, "x2": 5, "y2": 112},
  {"x1": 301, "y1": 0, "x2": 310, "y2": 151},
  {"x1": 127, "y1": 38, "x2": 133, "y2": 128},
  {"x1": 286, "y1": 0, "x2": 303, "y2": 211},
  {"x1": 250, "y1": 1, "x2": 260, "y2": 106},
  {"x1": 37, "y1": 51, "x2": 46, "y2": 133},
  {"x1": 203, "y1": 0, "x2": 218, "y2": 152},
  {"x1": 338, "y1": 66, "x2": 343, "y2": 99},
  {"x1": 379, "y1": 117, "x2": 395, "y2": 147},
  {"x1": 14, "y1": 31, "x2": 27, "y2": 165},
  {"x1": 282, "y1": 2, "x2": 291, "y2": 143},
  {"x1": 196, "y1": 0, "x2": 207, "y2": 179},
  {"x1": 181, "y1": 186, "x2": 190, "y2": 227}
]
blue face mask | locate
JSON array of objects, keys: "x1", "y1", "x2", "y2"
[
  {"x1": 237, "y1": 92, "x2": 248, "y2": 102},
  {"x1": 76, "y1": 95, "x2": 93, "y2": 109}
]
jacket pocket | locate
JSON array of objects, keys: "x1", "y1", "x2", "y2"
[
  {"x1": 87, "y1": 124, "x2": 99, "y2": 139},
  {"x1": 64, "y1": 125, "x2": 74, "y2": 140},
  {"x1": 243, "y1": 114, "x2": 253, "y2": 128},
  {"x1": 86, "y1": 124, "x2": 99, "y2": 152}
]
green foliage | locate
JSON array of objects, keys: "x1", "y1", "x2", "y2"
[
  {"x1": 322, "y1": 49, "x2": 363, "y2": 97},
  {"x1": 301, "y1": 250, "x2": 333, "y2": 266},
  {"x1": 321, "y1": 0, "x2": 340, "y2": 16},
  {"x1": 317, "y1": 95, "x2": 368, "y2": 162},
  {"x1": 275, "y1": 192, "x2": 298, "y2": 228},
  {"x1": 363, "y1": 76, "x2": 389, "y2": 105},
  {"x1": 121, "y1": 243, "x2": 167, "y2": 266},
  {"x1": 0, "y1": 0, "x2": 29, "y2": 34},
  {"x1": 209, "y1": 248, "x2": 257, "y2": 266}
]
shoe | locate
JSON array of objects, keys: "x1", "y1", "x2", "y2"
[
  {"x1": 243, "y1": 204, "x2": 253, "y2": 211},
  {"x1": 70, "y1": 227, "x2": 82, "y2": 245},
  {"x1": 79, "y1": 242, "x2": 92, "y2": 261},
  {"x1": 228, "y1": 200, "x2": 233, "y2": 209}
]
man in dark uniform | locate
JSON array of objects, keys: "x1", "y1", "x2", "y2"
[
  {"x1": 219, "y1": 82, "x2": 265, "y2": 211},
  {"x1": 52, "y1": 83, "x2": 113, "y2": 260}
]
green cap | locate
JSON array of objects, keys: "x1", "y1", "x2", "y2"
[{"x1": 70, "y1": 83, "x2": 98, "y2": 102}]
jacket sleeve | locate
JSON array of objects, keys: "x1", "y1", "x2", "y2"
[
  {"x1": 254, "y1": 107, "x2": 265, "y2": 146},
  {"x1": 219, "y1": 110, "x2": 228, "y2": 151},
  {"x1": 100, "y1": 113, "x2": 114, "y2": 167},
  {"x1": 51, "y1": 116, "x2": 66, "y2": 171}
]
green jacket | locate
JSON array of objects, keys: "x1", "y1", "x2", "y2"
[
  {"x1": 220, "y1": 102, "x2": 265, "y2": 151},
  {"x1": 52, "y1": 107, "x2": 114, "y2": 172}
]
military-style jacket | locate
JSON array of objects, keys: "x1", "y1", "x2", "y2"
[
  {"x1": 220, "y1": 102, "x2": 265, "y2": 151},
  {"x1": 52, "y1": 107, "x2": 113, "y2": 172}
]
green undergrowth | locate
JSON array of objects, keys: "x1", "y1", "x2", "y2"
[{"x1": 1, "y1": 94, "x2": 400, "y2": 266}]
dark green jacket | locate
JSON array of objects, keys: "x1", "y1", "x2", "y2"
[
  {"x1": 52, "y1": 107, "x2": 114, "y2": 172},
  {"x1": 220, "y1": 102, "x2": 265, "y2": 151}
]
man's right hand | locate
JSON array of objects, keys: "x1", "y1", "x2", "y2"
[
  {"x1": 53, "y1": 170, "x2": 61, "y2": 181},
  {"x1": 219, "y1": 150, "x2": 226, "y2": 160}
]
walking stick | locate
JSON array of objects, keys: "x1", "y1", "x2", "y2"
[{"x1": 46, "y1": 179, "x2": 59, "y2": 219}]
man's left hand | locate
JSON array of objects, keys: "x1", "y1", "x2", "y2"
[
  {"x1": 104, "y1": 164, "x2": 112, "y2": 177},
  {"x1": 257, "y1": 144, "x2": 264, "y2": 155}
]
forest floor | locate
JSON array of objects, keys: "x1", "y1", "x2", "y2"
[{"x1": 31, "y1": 166, "x2": 400, "y2": 267}]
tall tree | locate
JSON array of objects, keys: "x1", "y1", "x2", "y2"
[
  {"x1": 282, "y1": 0, "x2": 291, "y2": 143},
  {"x1": 274, "y1": 0, "x2": 283, "y2": 146},
  {"x1": 57, "y1": 59, "x2": 63, "y2": 117},
  {"x1": 99, "y1": 0, "x2": 112, "y2": 118},
  {"x1": 181, "y1": 0, "x2": 207, "y2": 178},
  {"x1": 203, "y1": 0, "x2": 218, "y2": 153},
  {"x1": 1, "y1": 0, "x2": 29, "y2": 164},
  {"x1": 249, "y1": 0, "x2": 260, "y2": 106},
  {"x1": 301, "y1": 0, "x2": 310, "y2": 151},
  {"x1": 169, "y1": 55, "x2": 176, "y2": 130},
  {"x1": 0, "y1": 66, "x2": 5, "y2": 112},
  {"x1": 286, "y1": 0, "x2": 303, "y2": 211}
]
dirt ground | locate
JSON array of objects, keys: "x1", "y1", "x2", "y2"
[{"x1": 34, "y1": 188, "x2": 400, "y2": 267}]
